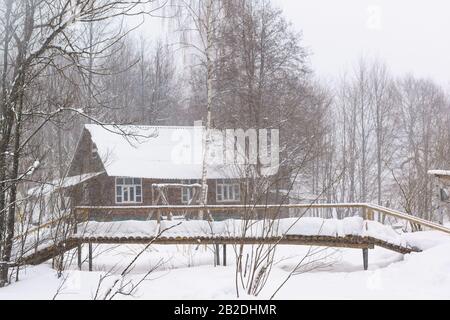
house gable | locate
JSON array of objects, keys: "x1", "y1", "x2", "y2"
[{"x1": 67, "y1": 128, "x2": 106, "y2": 177}]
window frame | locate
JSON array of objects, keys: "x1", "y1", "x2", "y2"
[
  {"x1": 216, "y1": 179, "x2": 240, "y2": 202},
  {"x1": 91, "y1": 142, "x2": 98, "y2": 159},
  {"x1": 115, "y1": 177, "x2": 143, "y2": 204},
  {"x1": 181, "y1": 179, "x2": 200, "y2": 204}
]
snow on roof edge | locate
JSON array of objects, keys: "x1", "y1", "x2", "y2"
[
  {"x1": 27, "y1": 171, "x2": 105, "y2": 196},
  {"x1": 428, "y1": 170, "x2": 450, "y2": 177}
]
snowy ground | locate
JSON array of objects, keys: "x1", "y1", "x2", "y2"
[{"x1": 2, "y1": 228, "x2": 450, "y2": 300}]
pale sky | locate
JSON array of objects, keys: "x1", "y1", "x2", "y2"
[
  {"x1": 273, "y1": 0, "x2": 450, "y2": 87},
  {"x1": 136, "y1": 0, "x2": 450, "y2": 87}
]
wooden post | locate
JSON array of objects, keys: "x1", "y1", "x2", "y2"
[
  {"x1": 367, "y1": 208, "x2": 374, "y2": 221},
  {"x1": 72, "y1": 208, "x2": 77, "y2": 233},
  {"x1": 88, "y1": 242, "x2": 93, "y2": 272},
  {"x1": 77, "y1": 244, "x2": 82, "y2": 270},
  {"x1": 156, "y1": 209, "x2": 161, "y2": 223},
  {"x1": 222, "y1": 244, "x2": 227, "y2": 266},
  {"x1": 361, "y1": 206, "x2": 367, "y2": 220},
  {"x1": 362, "y1": 248, "x2": 368, "y2": 271},
  {"x1": 207, "y1": 210, "x2": 214, "y2": 222},
  {"x1": 215, "y1": 243, "x2": 220, "y2": 266},
  {"x1": 72, "y1": 208, "x2": 82, "y2": 270},
  {"x1": 151, "y1": 185, "x2": 154, "y2": 205},
  {"x1": 58, "y1": 253, "x2": 64, "y2": 272},
  {"x1": 376, "y1": 208, "x2": 382, "y2": 223}
]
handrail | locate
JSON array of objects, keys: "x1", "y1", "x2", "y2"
[
  {"x1": 75, "y1": 203, "x2": 450, "y2": 235},
  {"x1": 366, "y1": 204, "x2": 450, "y2": 234},
  {"x1": 8, "y1": 202, "x2": 450, "y2": 267},
  {"x1": 74, "y1": 203, "x2": 368, "y2": 210},
  {"x1": 12, "y1": 203, "x2": 450, "y2": 242},
  {"x1": 12, "y1": 212, "x2": 74, "y2": 241}
]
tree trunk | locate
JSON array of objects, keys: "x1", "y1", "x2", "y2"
[{"x1": 199, "y1": 0, "x2": 214, "y2": 219}]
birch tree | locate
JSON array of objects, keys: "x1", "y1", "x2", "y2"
[{"x1": 170, "y1": 0, "x2": 226, "y2": 217}]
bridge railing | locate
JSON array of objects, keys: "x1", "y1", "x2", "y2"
[
  {"x1": 8, "y1": 202, "x2": 450, "y2": 267},
  {"x1": 13, "y1": 212, "x2": 74, "y2": 241},
  {"x1": 11, "y1": 202, "x2": 450, "y2": 246},
  {"x1": 73, "y1": 203, "x2": 450, "y2": 235},
  {"x1": 11, "y1": 210, "x2": 78, "y2": 263}
]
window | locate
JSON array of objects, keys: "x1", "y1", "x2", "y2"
[
  {"x1": 216, "y1": 179, "x2": 240, "y2": 202},
  {"x1": 92, "y1": 142, "x2": 98, "y2": 159},
  {"x1": 181, "y1": 179, "x2": 199, "y2": 204},
  {"x1": 82, "y1": 183, "x2": 90, "y2": 204},
  {"x1": 115, "y1": 177, "x2": 142, "y2": 203}
]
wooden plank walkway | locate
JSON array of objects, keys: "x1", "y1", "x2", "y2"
[{"x1": 17, "y1": 233, "x2": 419, "y2": 268}]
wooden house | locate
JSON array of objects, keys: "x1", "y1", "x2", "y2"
[{"x1": 63, "y1": 124, "x2": 282, "y2": 220}]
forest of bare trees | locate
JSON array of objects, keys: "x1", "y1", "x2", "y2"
[
  {"x1": 325, "y1": 61, "x2": 450, "y2": 221},
  {"x1": 1, "y1": 0, "x2": 449, "y2": 288}
]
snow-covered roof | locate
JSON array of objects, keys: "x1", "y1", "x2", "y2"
[
  {"x1": 28, "y1": 171, "x2": 104, "y2": 196},
  {"x1": 85, "y1": 124, "x2": 251, "y2": 180}
]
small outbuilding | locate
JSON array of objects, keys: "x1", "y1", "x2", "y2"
[{"x1": 428, "y1": 170, "x2": 450, "y2": 224}]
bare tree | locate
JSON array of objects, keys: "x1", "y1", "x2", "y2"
[{"x1": 0, "y1": 0, "x2": 166, "y2": 287}]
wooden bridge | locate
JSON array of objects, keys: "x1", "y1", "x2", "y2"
[{"x1": 9, "y1": 203, "x2": 450, "y2": 271}]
